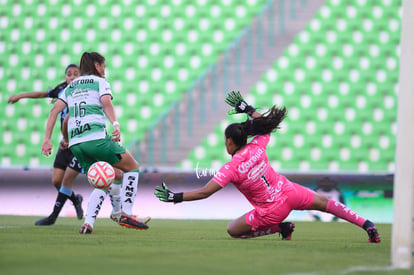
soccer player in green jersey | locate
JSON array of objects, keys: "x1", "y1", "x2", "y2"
[{"x1": 41, "y1": 52, "x2": 148, "y2": 234}]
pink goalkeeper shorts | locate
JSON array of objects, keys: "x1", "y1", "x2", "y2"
[{"x1": 245, "y1": 181, "x2": 315, "y2": 231}]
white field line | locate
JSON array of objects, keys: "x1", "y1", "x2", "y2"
[{"x1": 284, "y1": 265, "x2": 395, "y2": 275}]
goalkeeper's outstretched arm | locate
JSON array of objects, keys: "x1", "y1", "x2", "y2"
[
  {"x1": 182, "y1": 179, "x2": 222, "y2": 201},
  {"x1": 154, "y1": 180, "x2": 222, "y2": 203}
]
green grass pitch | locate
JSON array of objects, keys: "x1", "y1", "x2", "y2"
[{"x1": 0, "y1": 216, "x2": 410, "y2": 275}]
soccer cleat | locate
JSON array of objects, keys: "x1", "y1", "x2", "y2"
[
  {"x1": 367, "y1": 227, "x2": 381, "y2": 243},
  {"x1": 73, "y1": 194, "x2": 84, "y2": 220},
  {"x1": 111, "y1": 213, "x2": 151, "y2": 224},
  {"x1": 118, "y1": 215, "x2": 149, "y2": 230},
  {"x1": 279, "y1": 222, "x2": 295, "y2": 240},
  {"x1": 35, "y1": 216, "x2": 56, "y2": 226},
  {"x1": 79, "y1": 223, "x2": 93, "y2": 234},
  {"x1": 132, "y1": 215, "x2": 151, "y2": 224},
  {"x1": 363, "y1": 220, "x2": 381, "y2": 243}
]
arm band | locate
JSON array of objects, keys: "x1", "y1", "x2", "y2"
[
  {"x1": 245, "y1": 105, "x2": 256, "y2": 116},
  {"x1": 174, "y1": 192, "x2": 184, "y2": 203},
  {"x1": 113, "y1": 121, "x2": 119, "y2": 127}
]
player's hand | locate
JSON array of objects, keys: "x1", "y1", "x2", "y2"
[
  {"x1": 59, "y1": 140, "x2": 69, "y2": 150},
  {"x1": 41, "y1": 139, "x2": 53, "y2": 157},
  {"x1": 154, "y1": 182, "x2": 183, "y2": 203},
  {"x1": 7, "y1": 95, "x2": 21, "y2": 104},
  {"x1": 111, "y1": 124, "x2": 121, "y2": 142},
  {"x1": 225, "y1": 91, "x2": 256, "y2": 116}
]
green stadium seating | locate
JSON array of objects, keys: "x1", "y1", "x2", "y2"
[
  {"x1": 0, "y1": 0, "x2": 401, "y2": 172},
  {"x1": 0, "y1": 0, "x2": 268, "y2": 167},
  {"x1": 181, "y1": 0, "x2": 401, "y2": 173}
]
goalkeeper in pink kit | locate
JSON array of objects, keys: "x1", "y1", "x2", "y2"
[{"x1": 155, "y1": 91, "x2": 380, "y2": 243}]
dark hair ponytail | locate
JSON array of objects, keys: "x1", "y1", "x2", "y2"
[
  {"x1": 225, "y1": 106, "x2": 287, "y2": 148},
  {"x1": 80, "y1": 52, "x2": 105, "y2": 76}
]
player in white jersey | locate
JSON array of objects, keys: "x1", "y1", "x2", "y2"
[
  {"x1": 41, "y1": 52, "x2": 148, "y2": 234},
  {"x1": 62, "y1": 74, "x2": 112, "y2": 146}
]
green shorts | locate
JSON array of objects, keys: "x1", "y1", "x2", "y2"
[{"x1": 70, "y1": 135, "x2": 126, "y2": 172}]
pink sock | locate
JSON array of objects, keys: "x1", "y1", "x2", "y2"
[
  {"x1": 233, "y1": 224, "x2": 281, "y2": 239},
  {"x1": 326, "y1": 200, "x2": 366, "y2": 228}
]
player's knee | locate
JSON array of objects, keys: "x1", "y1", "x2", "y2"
[
  {"x1": 226, "y1": 225, "x2": 239, "y2": 238},
  {"x1": 227, "y1": 229, "x2": 237, "y2": 238},
  {"x1": 130, "y1": 159, "x2": 139, "y2": 171},
  {"x1": 114, "y1": 169, "x2": 123, "y2": 181},
  {"x1": 312, "y1": 193, "x2": 329, "y2": 211}
]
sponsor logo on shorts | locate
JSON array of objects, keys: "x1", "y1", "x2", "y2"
[{"x1": 248, "y1": 212, "x2": 255, "y2": 222}]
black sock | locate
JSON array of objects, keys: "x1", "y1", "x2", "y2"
[
  {"x1": 50, "y1": 192, "x2": 69, "y2": 220},
  {"x1": 69, "y1": 192, "x2": 77, "y2": 204}
]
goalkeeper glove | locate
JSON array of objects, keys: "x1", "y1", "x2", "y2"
[
  {"x1": 225, "y1": 91, "x2": 256, "y2": 116},
  {"x1": 154, "y1": 182, "x2": 183, "y2": 203}
]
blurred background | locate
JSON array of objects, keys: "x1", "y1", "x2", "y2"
[{"x1": 0, "y1": 0, "x2": 399, "y2": 222}]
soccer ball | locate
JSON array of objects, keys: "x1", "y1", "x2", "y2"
[{"x1": 87, "y1": 161, "x2": 115, "y2": 189}]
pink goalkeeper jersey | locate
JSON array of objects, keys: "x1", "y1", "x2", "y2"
[{"x1": 213, "y1": 134, "x2": 294, "y2": 209}]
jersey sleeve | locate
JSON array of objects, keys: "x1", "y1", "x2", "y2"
[
  {"x1": 250, "y1": 134, "x2": 270, "y2": 149},
  {"x1": 99, "y1": 79, "x2": 113, "y2": 99},
  {"x1": 212, "y1": 162, "x2": 236, "y2": 188},
  {"x1": 58, "y1": 87, "x2": 67, "y2": 104},
  {"x1": 48, "y1": 81, "x2": 68, "y2": 98}
]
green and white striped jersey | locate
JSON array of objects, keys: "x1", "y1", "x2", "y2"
[{"x1": 59, "y1": 75, "x2": 113, "y2": 147}]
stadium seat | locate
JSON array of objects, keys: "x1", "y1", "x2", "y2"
[
  {"x1": 181, "y1": 0, "x2": 401, "y2": 173},
  {"x1": 0, "y1": 0, "x2": 270, "y2": 167},
  {"x1": 1, "y1": 0, "x2": 401, "y2": 171}
]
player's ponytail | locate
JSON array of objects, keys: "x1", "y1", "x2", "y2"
[
  {"x1": 243, "y1": 105, "x2": 287, "y2": 136},
  {"x1": 225, "y1": 105, "x2": 287, "y2": 149},
  {"x1": 80, "y1": 52, "x2": 105, "y2": 76}
]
